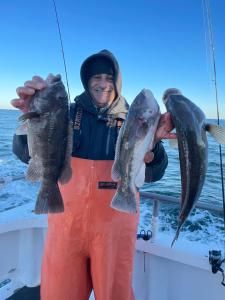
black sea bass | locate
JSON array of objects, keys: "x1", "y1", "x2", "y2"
[
  {"x1": 163, "y1": 88, "x2": 225, "y2": 246},
  {"x1": 111, "y1": 89, "x2": 161, "y2": 213},
  {"x1": 18, "y1": 74, "x2": 73, "y2": 214}
]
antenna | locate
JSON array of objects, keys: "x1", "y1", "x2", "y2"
[
  {"x1": 203, "y1": 0, "x2": 225, "y2": 258},
  {"x1": 52, "y1": 0, "x2": 71, "y2": 102}
]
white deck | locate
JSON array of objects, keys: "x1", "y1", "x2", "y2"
[{"x1": 0, "y1": 203, "x2": 224, "y2": 300}]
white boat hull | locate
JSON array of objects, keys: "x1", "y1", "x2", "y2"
[{"x1": 0, "y1": 203, "x2": 224, "y2": 300}]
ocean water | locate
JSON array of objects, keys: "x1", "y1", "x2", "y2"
[{"x1": 0, "y1": 109, "x2": 225, "y2": 247}]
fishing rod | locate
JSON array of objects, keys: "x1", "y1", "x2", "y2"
[
  {"x1": 52, "y1": 0, "x2": 71, "y2": 103},
  {"x1": 203, "y1": 0, "x2": 225, "y2": 286}
]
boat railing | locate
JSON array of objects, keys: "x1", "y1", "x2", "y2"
[
  {"x1": 0, "y1": 175, "x2": 223, "y2": 213},
  {"x1": 0, "y1": 175, "x2": 223, "y2": 242},
  {"x1": 0, "y1": 174, "x2": 222, "y2": 209},
  {"x1": 139, "y1": 190, "x2": 223, "y2": 242}
]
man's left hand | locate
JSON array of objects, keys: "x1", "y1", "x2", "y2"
[
  {"x1": 155, "y1": 112, "x2": 175, "y2": 141},
  {"x1": 144, "y1": 112, "x2": 175, "y2": 163}
]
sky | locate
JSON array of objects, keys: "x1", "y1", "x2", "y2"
[{"x1": 0, "y1": 0, "x2": 224, "y2": 118}]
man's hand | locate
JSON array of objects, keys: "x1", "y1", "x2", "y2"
[
  {"x1": 144, "y1": 151, "x2": 155, "y2": 163},
  {"x1": 10, "y1": 75, "x2": 47, "y2": 113},
  {"x1": 144, "y1": 112, "x2": 175, "y2": 163},
  {"x1": 155, "y1": 112, "x2": 175, "y2": 141}
]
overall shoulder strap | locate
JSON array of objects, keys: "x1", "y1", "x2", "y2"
[
  {"x1": 71, "y1": 103, "x2": 83, "y2": 149},
  {"x1": 73, "y1": 106, "x2": 83, "y2": 130}
]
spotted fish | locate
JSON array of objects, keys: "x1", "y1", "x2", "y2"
[
  {"x1": 111, "y1": 89, "x2": 161, "y2": 213},
  {"x1": 163, "y1": 88, "x2": 225, "y2": 246}
]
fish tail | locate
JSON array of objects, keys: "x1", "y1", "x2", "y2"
[
  {"x1": 35, "y1": 180, "x2": 64, "y2": 214},
  {"x1": 110, "y1": 185, "x2": 137, "y2": 214},
  {"x1": 171, "y1": 223, "x2": 182, "y2": 247}
]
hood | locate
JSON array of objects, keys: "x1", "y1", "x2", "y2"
[
  {"x1": 74, "y1": 92, "x2": 129, "y2": 118},
  {"x1": 76, "y1": 49, "x2": 128, "y2": 118},
  {"x1": 80, "y1": 49, "x2": 122, "y2": 97}
]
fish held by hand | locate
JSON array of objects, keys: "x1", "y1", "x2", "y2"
[
  {"x1": 163, "y1": 88, "x2": 225, "y2": 246},
  {"x1": 111, "y1": 89, "x2": 161, "y2": 213},
  {"x1": 18, "y1": 74, "x2": 73, "y2": 214}
]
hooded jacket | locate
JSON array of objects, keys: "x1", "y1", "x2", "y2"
[
  {"x1": 12, "y1": 50, "x2": 168, "y2": 182},
  {"x1": 71, "y1": 49, "x2": 128, "y2": 160}
]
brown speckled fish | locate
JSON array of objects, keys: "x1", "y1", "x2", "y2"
[
  {"x1": 163, "y1": 88, "x2": 225, "y2": 246},
  {"x1": 18, "y1": 74, "x2": 73, "y2": 214}
]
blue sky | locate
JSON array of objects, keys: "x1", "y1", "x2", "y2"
[{"x1": 0, "y1": 0, "x2": 224, "y2": 118}]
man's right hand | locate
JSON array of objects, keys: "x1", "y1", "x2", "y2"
[{"x1": 11, "y1": 75, "x2": 47, "y2": 113}]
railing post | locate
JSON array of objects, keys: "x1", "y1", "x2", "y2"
[{"x1": 151, "y1": 200, "x2": 159, "y2": 243}]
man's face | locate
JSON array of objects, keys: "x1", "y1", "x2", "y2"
[{"x1": 88, "y1": 74, "x2": 116, "y2": 107}]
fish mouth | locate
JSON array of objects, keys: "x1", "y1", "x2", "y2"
[
  {"x1": 162, "y1": 88, "x2": 182, "y2": 103},
  {"x1": 137, "y1": 116, "x2": 148, "y2": 123},
  {"x1": 46, "y1": 74, "x2": 61, "y2": 85},
  {"x1": 136, "y1": 117, "x2": 153, "y2": 129}
]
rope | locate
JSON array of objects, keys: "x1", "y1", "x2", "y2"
[
  {"x1": 203, "y1": 0, "x2": 225, "y2": 256},
  {"x1": 52, "y1": 0, "x2": 71, "y2": 103}
]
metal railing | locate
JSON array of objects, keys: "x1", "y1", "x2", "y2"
[
  {"x1": 139, "y1": 191, "x2": 223, "y2": 242},
  {"x1": 140, "y1": 191, "x2": 223, "y2": 214},
  {"x1": 1, "y1": 175, "x2": 223, "y2": 242}
]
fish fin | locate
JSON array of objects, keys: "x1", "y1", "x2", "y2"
[
  {"x1": 168, "y1": 138, "x2": 178, "y2": 149},
  {"x1": 59, "y1": 122, "x2": 73, "y2": 184},
  {"x1": 135, "y1": 164, "x2": 145, "y2": 188},
  {"x1": 35, "y1": 180, "x2": 64, "y2": 214},
  {"x1": 206, "y1": 123, "x2": 225, "y2": 144},
  {"x1": 59, "y1": 164, "x2": 72, "y2": 184},
  {"x1": 16, "y1": 122, "x2": 28, "y2": 135},
  {"x1": 110, "y1": 184, "x2": 137, "y2": 214},
  {"x1": 111, "y1": 124, "x2": 125, "y2": 181},
  {"x1": 19, "y1": 112, "x2": 40, "y2": 121},
  {"x1": 111, "y1": 161, "x2": 121, "y2": 181},
  {"x1": 26, "y1": 158, "x2": 42, "y2": 181}
]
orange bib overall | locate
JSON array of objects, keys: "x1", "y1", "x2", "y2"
[{"x1": 41, "y1": 157, "x2": 139, "y2": 300}]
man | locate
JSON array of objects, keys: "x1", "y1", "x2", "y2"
[{"x1": 11, "y1": 49, "x2": 174, "y2": 300}]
